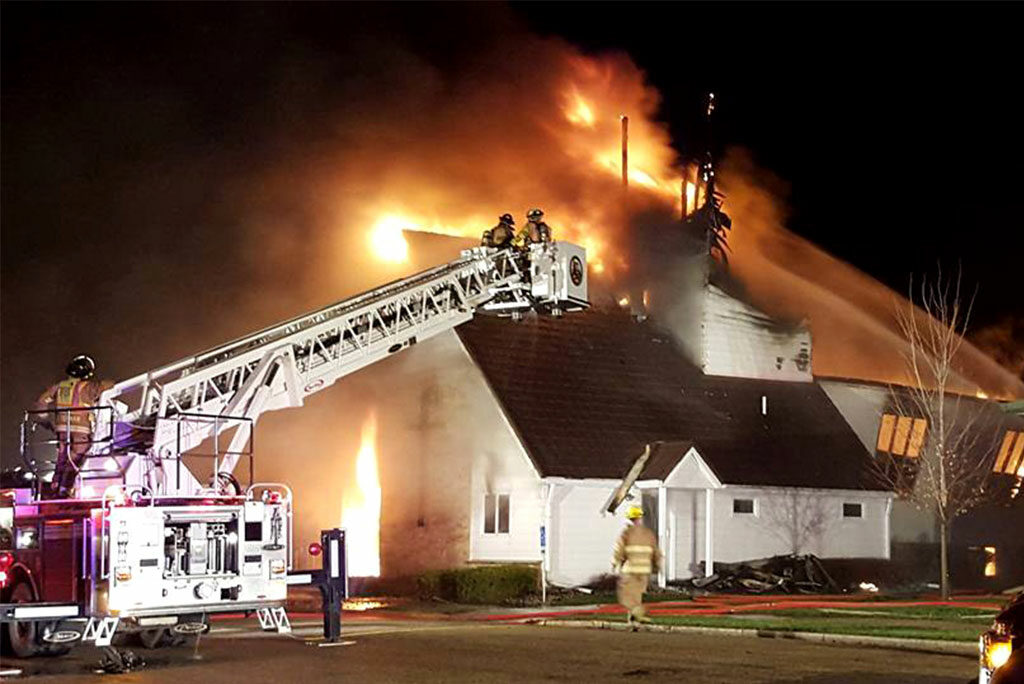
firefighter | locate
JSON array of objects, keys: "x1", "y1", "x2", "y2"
[
  {"x1": 35, "y1": 355, "x2": 113, "y2": 497},
  {"x1": 613, "y1": 505, "x2": 662, "y2": 625},
  {"x1": 481, "y1": 213, "x2": 516, "y2": 249},
  {"x1": 518, "y1": 208, "x2": 552, "y2": 247}
]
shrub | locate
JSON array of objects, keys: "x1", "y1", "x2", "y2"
[{"x1": 417, "y1": 564, "x2": 538, "y2": 604}]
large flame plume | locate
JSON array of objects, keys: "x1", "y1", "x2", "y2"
[
  {"x1": 338, "y1": 45, "x2": 1020, "y2": 398},
  {"x1": 341, "y1": 412, "x2": 382, "y2": 577}
]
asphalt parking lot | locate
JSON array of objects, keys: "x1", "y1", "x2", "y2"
[{"x1": 1, "y1": 615, "x2": 977, "y2": 683}]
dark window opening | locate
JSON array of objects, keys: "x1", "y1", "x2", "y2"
[
  {"x1": 733, "y1": 498, "x2": 754, "y2": 515},
  {"x1": 842, "y1": 503, "x2": 863, "y2": 518}
]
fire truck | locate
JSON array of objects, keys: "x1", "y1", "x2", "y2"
[{"x1": 1, "y1": 241, "x2": 588, "y2": 657}]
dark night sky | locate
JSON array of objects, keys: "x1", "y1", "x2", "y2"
[
  {"x1": 515, "y1": 2, "x2": 1023, "y2": 326},
  {"x1": 2, "y1": 3, "x2": 1022, "y2": 455}
]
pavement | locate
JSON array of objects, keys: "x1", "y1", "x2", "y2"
[
  {"x1": 0, "y1": 613, "x2": 978, "y2": 683},
  {"x1": 0, "y1": 594, "x2": 996, "y2": 681}
]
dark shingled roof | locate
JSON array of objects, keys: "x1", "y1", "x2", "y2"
[
  {"x1": 639, "y1": 441, "x2": 694, "y2": 481},
  {"x1": 456, "y1": 309, "x2": 885, "y2": 490}
]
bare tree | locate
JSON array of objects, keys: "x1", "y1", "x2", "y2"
[
  {"x1": 760, "y1": 488, "x2": 833, "y2": 555},
  {"x1": 873, "y1": 269, "x2": 1001, "y2": 599}
]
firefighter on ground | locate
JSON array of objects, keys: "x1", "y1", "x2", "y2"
[
  {"x1": 518, "y1": 208, "x2": 552, "y2": 247},
  {"x1": 35, "y1": 355, "x2": 114, "y2": 497},
  {"x1": 613, "y1": 505, "x2": 662, "y2": 625},
  {"x1": 481, "y1": 213, "x2": 516, "y2": 249}
]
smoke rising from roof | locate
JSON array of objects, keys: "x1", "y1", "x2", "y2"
[{"x1": 2, "y1": 6, "x2": 1020, "y2": 576}]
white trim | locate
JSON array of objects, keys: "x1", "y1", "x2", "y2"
[
  {"x1": 668, "y1": 510, "x2": 677, "y2": 581},
  {"x1": 542, "y1": 476, "x2": 658, "y2": 488},
  {"x1": 482, "y1": 492, "x2": 511, "y2": 535},
  {"x1": 663, "y1": 447, "x2": 724, "y2": 489},
  {"x1": 720, "y1": 483, "x2": 893, "y2": 499},
  {"x1": 657, "y1": 486, "x2": 667, "y2": 588},
  {"x1": 704, "y1": 488, "x2": 714, "y2": 576}
]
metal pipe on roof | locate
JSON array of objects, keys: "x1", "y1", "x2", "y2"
[{"x1": 621, "y1": 115, "x2": 629, "y2": 188}]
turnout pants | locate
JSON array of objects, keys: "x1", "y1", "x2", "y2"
[
  {"x1": 617, "y1": 573, "x2": 650, "y2": 620},
  {"x1": 54, "y1": 432, "x2": 91, "y2": 497}
]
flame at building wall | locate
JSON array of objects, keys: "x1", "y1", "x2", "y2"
[{"x1": 341, "y1": 412, "x2": 382, "y2": 577}]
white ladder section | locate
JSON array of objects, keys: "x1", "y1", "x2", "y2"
[{"x1": 98, "y1": 242, "x2": 587, "y2": 495}]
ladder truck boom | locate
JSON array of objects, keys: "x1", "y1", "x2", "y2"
[{"x1": 99, "y1": 241, "x2": 588, "y2": 494}]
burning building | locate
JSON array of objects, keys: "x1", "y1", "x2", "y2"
[
  {"x1": 6, "y1": 9, "x2": 1023, "y2": 590},
  {"x1": 237, "y1": 46, "x2": 1024, "y2": 588}
]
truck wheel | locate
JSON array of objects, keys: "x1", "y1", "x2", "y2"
[
  {"x1": 6, "y1": 581, "x2": 40, "y2": 658},
  {"x1": 40, "y1": 629, "x2": 74, "y2": 658}
]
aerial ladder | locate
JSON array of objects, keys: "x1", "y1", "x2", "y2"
[
  {"x1": 93, "y1": 240, "x2": 587, "y2": 495},
  {"x1": 3, "y1": 240, "x2": 587, "y2": 657}
]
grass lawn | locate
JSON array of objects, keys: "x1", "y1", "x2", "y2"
[{"x1": 558, "y1": 604, "x2": 998, "y2": 642}]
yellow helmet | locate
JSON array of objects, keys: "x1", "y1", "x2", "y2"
[{"x1": 626, "y1": 506, "x2": 644, "y2": 520}]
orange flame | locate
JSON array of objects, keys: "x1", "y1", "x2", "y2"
[
  {"x1": 341, "y1": 412, "x2": 382, "y2": 576},
  {"x1": 369, "y1": 216, "x2": 412, "y2": 263},
  {"x1": 360, "y1": 57, "x2": 693, "y2": 280},
  {"x1": 564, "y1": 89, "x2": 596, "y2": 128}
]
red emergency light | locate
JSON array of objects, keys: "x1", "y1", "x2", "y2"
[{"x1": 0, "y1": 551, "x2": 13, "y2": 589}]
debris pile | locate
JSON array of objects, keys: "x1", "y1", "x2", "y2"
[{"x1": 682, "y1": 554, "x2": 840, "y2": 594}]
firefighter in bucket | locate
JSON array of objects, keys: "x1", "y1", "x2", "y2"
[{"x1": 35, "y1": 355, "x2": 113, "y2": 497}]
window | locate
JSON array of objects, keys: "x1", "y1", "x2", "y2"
[
  {"x1": 732, "y1": 498, "x2": 755, "y2": 515},
  {"x1": 984, "y1": 546, "x2": 997, "y2": 577},
  {"x1": 842, "y1": 502, "x2": 863, "y2": 519},
  {"x1": 483, "y1": 494, "x2": 509, "y2": 534},
  {"x1": 877, "y1": 413, "x2": 927, "y2": 457},
  {"x1": 969, "y1": 545, "x2": 998, "y2": 578},
  {"x1": 993, "y1": 431, "x2": 1024, "y2": 475}
]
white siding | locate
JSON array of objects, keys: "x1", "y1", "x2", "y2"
[
  {"x1": 469, "y1": 460, "x2": 544, "y2": 563},
  {"x1": 666, "y1": 486, "x2": 891, "y2": 578},
  {"x1": 701, "y1": 286, "x2": 812, "y2": 382},
  {"x1": 548, "y1": 483, "x2": 627, "y2": 586}
]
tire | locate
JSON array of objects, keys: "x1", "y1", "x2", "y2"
[
  {"x1": 40, "y1": 635, "x2": 73, "y2": 657},
  {"x1": 6, "y1": 581, "x2": 40, "y2": 658}
]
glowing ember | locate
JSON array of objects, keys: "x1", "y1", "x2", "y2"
[
  {"x1": 341, "y1": 412, "x2": 382, "y2": 576},
  {"x1": 685, "y1": 181, "x2": 697, "y2": 215},
  {"x1": 369, "y1": 216, "x2": 411, "y2": 263},
  {"x1": 343, "y1": 598, "x2": 388, "y2": 612}
]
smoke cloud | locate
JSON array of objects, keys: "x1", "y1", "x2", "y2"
[{"x1": 3, "y1": 3, "x2": 1020, "y2": 573}]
